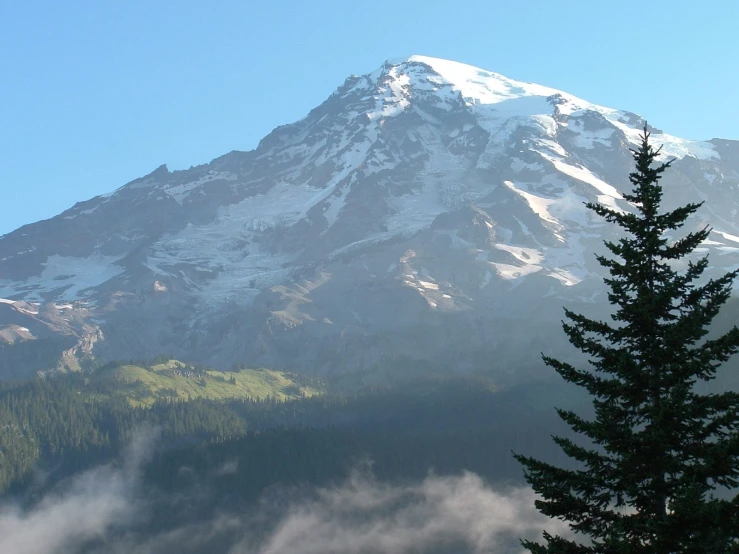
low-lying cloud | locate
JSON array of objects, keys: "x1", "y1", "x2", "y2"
[
  {"x1": 0, "y1": 426, "x2": 159, "y2": 554},
  {"x1": 241, "y1": 470, "x2": 569, "y2": 554},
  {"x1": 0, "y1": 433, "x2": 569, "y2": 554}
]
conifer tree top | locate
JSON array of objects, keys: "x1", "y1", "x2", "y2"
[{"x1": 514, "y1": 126, "x2": 739, "y2": 553}]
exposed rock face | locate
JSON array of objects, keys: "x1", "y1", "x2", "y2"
[{"x1": 1, "y1": 55, "x2": 738, "y2": 383}]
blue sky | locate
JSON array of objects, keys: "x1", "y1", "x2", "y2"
[{"x1": 1, "y1": 0, "x2": 737, "y2": 235}]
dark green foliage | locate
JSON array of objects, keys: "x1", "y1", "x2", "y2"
[
  {"x1": 0, "y1": 370, "x2": 577, "y2": 502},
  {"x1": 138, "y1": 378, "x2": 581, "y2": 526},
  {"x1": 0, "y1": 374, "x2": 247, "y2": 493},
  {"x1": 0, "y1": 410, "x2": 37, "y2": 490},
  {"x1": 514, "y1": 128, "x2": 739, "y2": 552}
]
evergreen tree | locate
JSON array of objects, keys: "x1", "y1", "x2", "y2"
[{"x1": 514, "y1": 127, "x2": 739, "y2": 553}]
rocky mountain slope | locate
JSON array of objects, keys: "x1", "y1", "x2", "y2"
[{"x1": 2, "y1": 55, "x2": 738, "y2": 382}]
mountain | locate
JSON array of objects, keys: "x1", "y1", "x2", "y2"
[{"x1": 2, "y1": 55, "x2": 738, "y2": 382}]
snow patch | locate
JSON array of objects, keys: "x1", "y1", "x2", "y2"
[
  {"x1": 548, "y1": 269, "x2": 582, "y2": 286},
  {"x1": 713, "y1": 230, "x2": 739, "y2": 244},
  {"x1": 490, "y1": 262, "x2": 542, "y2": 280},
  {"x1": 0, "y1": 254, "x2": 125, "y2": 301},
  {"x1": 564, "y1": 117, "x2": 615, "y2": 149},
  {"x1": 503, "y1": 181, "x2": 559, "y2": 224},
  {"x1": 604, "y1": 115, "x2": 718, "y2": 161},
  {"x1": 494, "y1": 243, "x2": 543, "y2": 265}
]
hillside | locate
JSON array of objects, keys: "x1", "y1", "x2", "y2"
[{"x1": 89, "y1": 360, "x2": 323, "y2": 406}]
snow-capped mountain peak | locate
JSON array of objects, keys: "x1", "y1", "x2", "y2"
[
  {"x1": 0, "y1": 56, "x2": 737, "y2": 380},
  {"x1": 408, "y1": 55, "x2": 569, "y2": 104}
]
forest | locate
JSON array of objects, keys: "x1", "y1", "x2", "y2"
[{"x1": 0, "y1": 364, "x2": 585, "y2": 499}]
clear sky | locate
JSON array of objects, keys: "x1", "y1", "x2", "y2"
[{"x1": 1, "y1": 0, "x2": 737, "y2": 235}]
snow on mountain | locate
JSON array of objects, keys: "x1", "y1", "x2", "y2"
[{"x1": 1, "y1": 56, "x2": 738, "y2": 381}]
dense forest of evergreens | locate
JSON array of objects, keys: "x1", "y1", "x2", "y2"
[
  {"x1": 0, "y1": 373, "x2": 247, "y2": 494},
  {"x1": 0, "y1": 367, "x2": 587, "y2": 507}
]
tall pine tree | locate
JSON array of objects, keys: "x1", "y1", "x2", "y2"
[{"x1": 514, "y1": 127, "x2": 739, "y2": 553}]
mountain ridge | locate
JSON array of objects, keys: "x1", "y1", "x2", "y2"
[{"x1": 1, "y1": 55, "x2": 738, "y2": 381}]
